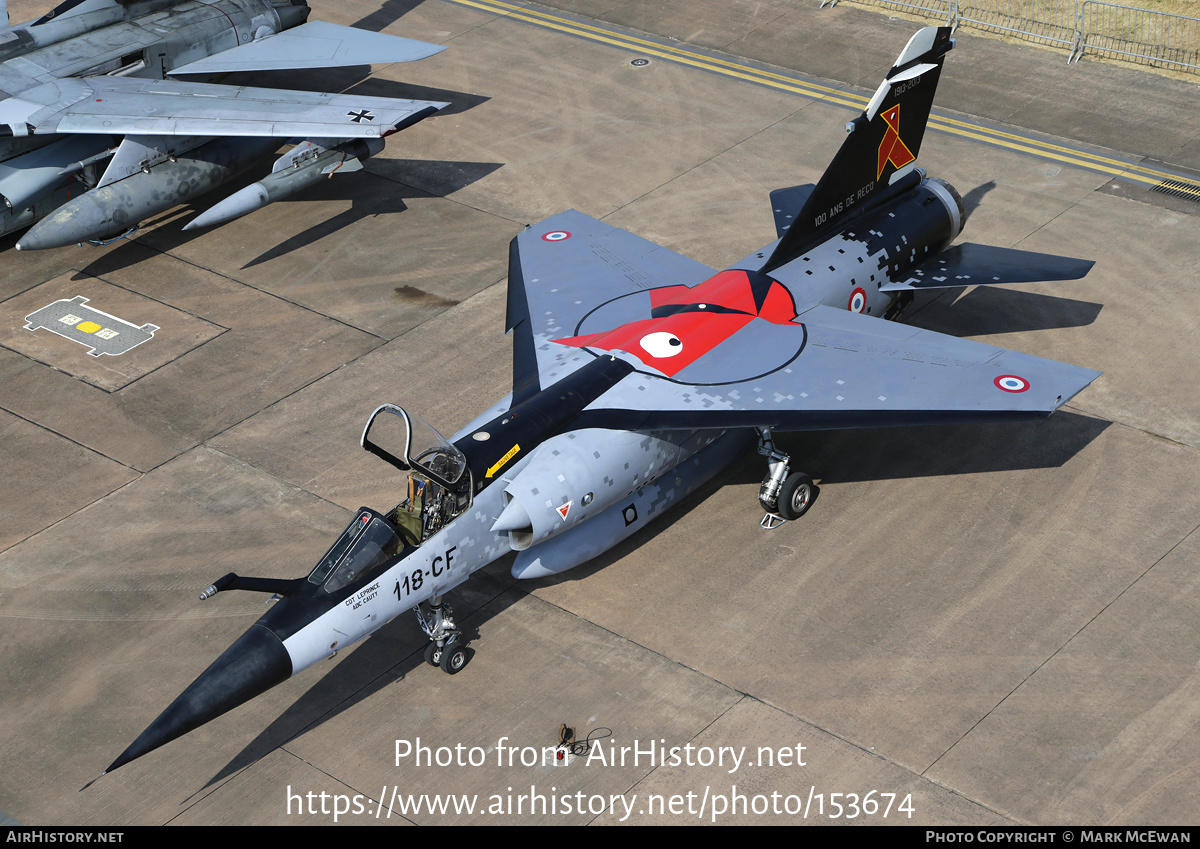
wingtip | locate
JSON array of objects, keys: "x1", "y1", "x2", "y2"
[{"x1": 80, "y1": 771, "x2": 105, "y2": 792}]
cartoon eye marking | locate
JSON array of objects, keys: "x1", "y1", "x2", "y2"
[{"x1": 640, "y1": 332, "x2": 684, "y2": 358}]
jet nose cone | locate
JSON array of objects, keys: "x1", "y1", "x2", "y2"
[
  {"x1": 104, "y1": 623, "x2": 292, "y2": 775},
  {"x1": 490, "y1": 497, "x2": 531, "y2": 533}
]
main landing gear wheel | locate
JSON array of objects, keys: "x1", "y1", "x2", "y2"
[
  {"x1": 777, "y1": 473, "x2": 817, "y2": 520},
  {"x1": 756, "y1": 427, "x2": 817, "y2": 528},
  {"x1": 439, "y1": 643, "x2": 469, "y2": 674}
]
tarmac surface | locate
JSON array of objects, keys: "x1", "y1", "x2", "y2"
[{"x1": 1, "y1": 0, "x2": 1199, "y2": 827}]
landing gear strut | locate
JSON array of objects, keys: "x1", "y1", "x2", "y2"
[
  {"x1": 416, "y1": 596, "x2": 469, "y2": 674},
  {"x1": 757, "y1": 428, "x2": 818, "y2": 529}
]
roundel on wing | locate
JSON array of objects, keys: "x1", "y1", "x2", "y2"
[
  {"x1": 994, "y1": 374, "x2": 1030, "y2": 393},
  {"x1": 542, "y1": 230, "x2": 572, "y2": 242},
  {"x1": 552, "y1": 269, "x2": 806, "y2": 384}
]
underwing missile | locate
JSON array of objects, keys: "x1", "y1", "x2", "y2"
[
  {"x1": 183, "y1": 137, "x2": 386, "y2": 231},
  {"x1": 0, "y1": 0, "x2": 450, "y2": 247},
  {"x1": 15, "y1": 136, "x2": 280, "y2": 250}
]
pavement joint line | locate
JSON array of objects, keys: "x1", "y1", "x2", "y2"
[
  {"x1": 923, "y1": 502, "x2": 1200, "y2": 784},
  {"x1": 191, "y1": 273, "x2": 509, "y2": 478},
  {"x1": 0, "y1": 455, "x2": 137, "y2": 559},
  {"x1": 0, "y1": 389, "x2": 135, "y2": 469},
  {"x1": 517, "y1": 586, "x2": 1019, "y2": 822},
  {"x1": 600, "y1": 107, "x2": 798, "y2": 228},
  {"x1": 248, "y1": 575, "x2": 521, "y2": 761},
  {"x1": 594, "y1": 695, "x2": 747, "y2": 824},
  {"x1": 3, "y1": 265, "x2": 236, "y2": 396},
  {"x1": 121, "y1": 230, "x2": 396, "y2": 343},
  {"x1": 446, "y1": 0, "x2": 1200, "y2": 193},
  {"x1": 358, "y1": 174, "x2": 529, "y2": 230}
]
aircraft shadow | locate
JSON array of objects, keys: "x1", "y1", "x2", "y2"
[
  {"x1": 522, "y1": 411, "x2": 1109, "y2": 585},
  {"x1": 774, "y1": 410, "x2": 1110, "y2": 485},
  {"x1": 193, "y1": 405, "x2": 1106, "y2": 790},
  {"x1": 234, "y1": 68, "x2": 490, "y2": 120},
  {"x1": 961, "y1": 180, "x2": 996, "y2": 216},
  {"x1": 352, "y1": 0, "x2": 428, "y2": 33},
  {"x1": 235, "y1": 158, "x2": 504, "y2": 269},
  {"x1": 196, "y1": 557, "x2": 524, "y2": 791},
  {"x1": 196, "y1": 470, "x2": 748, "y2": 791},
  {"x1": 905, "y1": 285, "x2": 1104, "y2": 336},
  {"x1": 75, "y1": 158, "x2": 502, "y2": 276},
  {"x1": 346, "y1": 78, "x2": 489, "y2": 119}
]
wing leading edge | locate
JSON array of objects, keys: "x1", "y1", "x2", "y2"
[
  {"x1": 0, "y1": 76, "x2": 447, "y2": 137},
  {"x1": 507, "y1": 210, "x2": 717, "y2": 403},
  {"x1": 167, "y1": 21, "x2": 447, "y2": 76}
]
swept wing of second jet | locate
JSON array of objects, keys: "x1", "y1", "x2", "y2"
[{"x1": 0, "y1": 0, "x2": 450, "y2": 248}]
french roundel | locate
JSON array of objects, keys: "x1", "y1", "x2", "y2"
[
  {"x1": 542, "y1": 230, "x2": 571, "y2": 242},
  {"x1": 994, "y1": 374, "x2": 1030, "y2": 393},
  {"x1": 848, "y1": 287, "x2": 867, "y2": 313}
]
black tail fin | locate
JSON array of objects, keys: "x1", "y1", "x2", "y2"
[{"x1": 764, "y1": 26, "x2": 954, "y2": 272}]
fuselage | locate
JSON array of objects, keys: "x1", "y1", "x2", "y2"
[
  {"x1": 259, "y1": 172, "x2": 968, "y2": 679},
  {"x1": 0, "y1": 0, "x2": 306, "y2": 237},
  {"x1": 103, "y1": 170, "x2": 971, "y2": 778}
]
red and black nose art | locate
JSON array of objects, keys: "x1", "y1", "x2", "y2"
[{"x1": 554, "y1": 269, "x2": 800, "y2": 379}]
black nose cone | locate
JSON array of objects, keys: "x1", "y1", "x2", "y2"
[{"x1": 104, "y1": 623, "x2": 293, "y2": 775}]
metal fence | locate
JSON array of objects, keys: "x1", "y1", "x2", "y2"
[
  {"x1": 957, "y1": 0, "x2": 1078, "y2": 48},
  {"x1": 1073, "y1": 1, "x2": 1200, "y2": 69},
  {"x1": 822, "y1": 0, "x2": 1200, "y2": 72}
]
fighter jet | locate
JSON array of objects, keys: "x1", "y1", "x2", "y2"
[
  {"x1": 0, "y1": 0, "x2": 450, "y2": 250},
  {"x1": 96, "y1": 26, "x2": 1100, "y2": 780}
]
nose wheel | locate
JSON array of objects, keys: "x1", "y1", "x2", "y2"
[
  {"x1": 757, "y1": 429, "x2": 818, "y2": 529},
  {"x1": 416, "y1": 597, "x2": 469, "y2": 674}
]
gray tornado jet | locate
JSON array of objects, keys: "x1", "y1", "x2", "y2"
[
  {"x1": 0, "y1": 0, "x2": 450, "y2": 250},
  {"x1": 95, "y1": 26, "x2": 1101, "y2": 782}
]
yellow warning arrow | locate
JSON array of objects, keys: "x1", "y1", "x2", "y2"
[{"x1": 486, "y1": 444, "x2": 520, "y2": 478}]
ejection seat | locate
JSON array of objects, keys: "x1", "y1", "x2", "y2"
[{"x1": 387, "y1": 474, "x2": 428, "y2": 547}]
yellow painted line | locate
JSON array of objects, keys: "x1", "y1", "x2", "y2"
[{"x1": 451, "y1": 0, "x2": 1200, "y2": 193}]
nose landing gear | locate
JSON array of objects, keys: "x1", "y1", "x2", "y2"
[
  {"x1": 416, "y1": 596, "x2": 469, "y2": 674},
  {"x1": 757, "y1": 428, "x2": 818, "y2": 529}
]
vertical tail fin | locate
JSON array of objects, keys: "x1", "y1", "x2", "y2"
[{"x1": 764, "y1": 26, "x2": 954, "y2": 272}]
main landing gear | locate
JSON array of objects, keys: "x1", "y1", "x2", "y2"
[
  {"x1": 416, "y1": 596, "x2": 469, "y2": 674},
  {"x1": 757, "y1": 428, "x2": 818, "y2": 530}
]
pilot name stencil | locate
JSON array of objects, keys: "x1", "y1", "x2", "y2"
[{"x1": 25, "y1": 295, "x2": 159, "y2": 357}]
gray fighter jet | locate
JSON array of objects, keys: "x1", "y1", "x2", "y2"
[
  {"x1": 96, "y1": 26, "x2": 1100, "y2": 781},
  {"x1": 0, "y1": 0, "x2": 449, "y2": 249}
]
